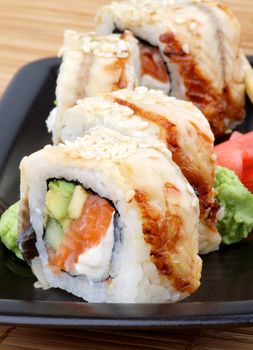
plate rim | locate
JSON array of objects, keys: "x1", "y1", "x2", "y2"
[
  {"x1": 0, "y1": 299, "x2": 253, "y2": 327},
  {"x1": 0, "y1": 56, "x2": 253, "y2": 328}
]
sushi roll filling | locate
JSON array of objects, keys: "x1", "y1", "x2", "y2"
[
  {"x1": 43, "y1": 179, "x2": 116, "y2": 281},
  {"x1": 113, "y1": 28, "x2": 170, "y2": 93},
  {"x1": 139, "y1": 41, "x2": 171, "y2": 94}
]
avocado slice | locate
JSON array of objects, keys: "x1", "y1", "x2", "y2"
[
  {"x1": 68, "y1": 185, "x2": 88, "y2": 219},
  {"x1": 45, "y1": 180, "x2": 75, "y2": 221}
]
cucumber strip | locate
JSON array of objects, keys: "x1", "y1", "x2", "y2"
[{"x1": 45, "y1": 218, "x2": 64, "y2": 251}]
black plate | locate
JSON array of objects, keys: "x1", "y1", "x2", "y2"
[{"x1": 0, "y1": 57, "x2": 253, "y2": 328}]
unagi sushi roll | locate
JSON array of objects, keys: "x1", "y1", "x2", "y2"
[
  {"x1": 96, "y1": 0, "x2": 252, "y2": 137},
  {"x1": 18, "y1": 127, "x2": 201, "y2": 303},
  {"x1": 48, "y1": 30, "x2": 140, "y2": 143},
  {"x1": 55, "y1": 87, "x2": 221, "y2": 254}
]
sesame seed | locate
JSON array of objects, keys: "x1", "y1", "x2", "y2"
[
  {"x1": 125, "y1": 189, "x2": 135, "y2": 202},
  {"x1": 136, "y1": 86, "x2": 148, "y2": 93},
  {"x1": 189, "y1": 21, "x2": 197, "y2": 31},
  {"x1": 182, "y1": 43, "x2": 190, "y2": 54},
  {"x1": 175, "y1": 17, "x2": 185, "y2": 24},
  {"x1": 138, "y1": 121, "x2": 149, "y2": 130}
]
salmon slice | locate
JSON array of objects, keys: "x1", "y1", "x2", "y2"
[{"x1": 49, "y1": 194, "x2": 114, "y2": 273}]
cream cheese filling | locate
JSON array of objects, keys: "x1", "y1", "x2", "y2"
[{"x1": 72, "y1": 212, "x2": 115, "y2": 281}]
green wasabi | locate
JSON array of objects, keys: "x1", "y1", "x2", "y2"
[
  {"x1": 215, "y1": 166, "x2": 253, "y2": 245},
  {"x1": 0, "y1": 202, "x2": 23, "y2": 259}
]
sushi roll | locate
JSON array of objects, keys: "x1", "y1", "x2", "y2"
[
  {"x1": 48, "y1": 30, "x2": 140, "y2": 143},
  {"x1": 96, "y1": 0, "x2": 251, "y2": 137},
  {"x1": 18, "y1": 127, "x2": 202, "y2": 303},
  {"x1": 53, "y1": 87, "x2": 221, "y2": 254}
]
